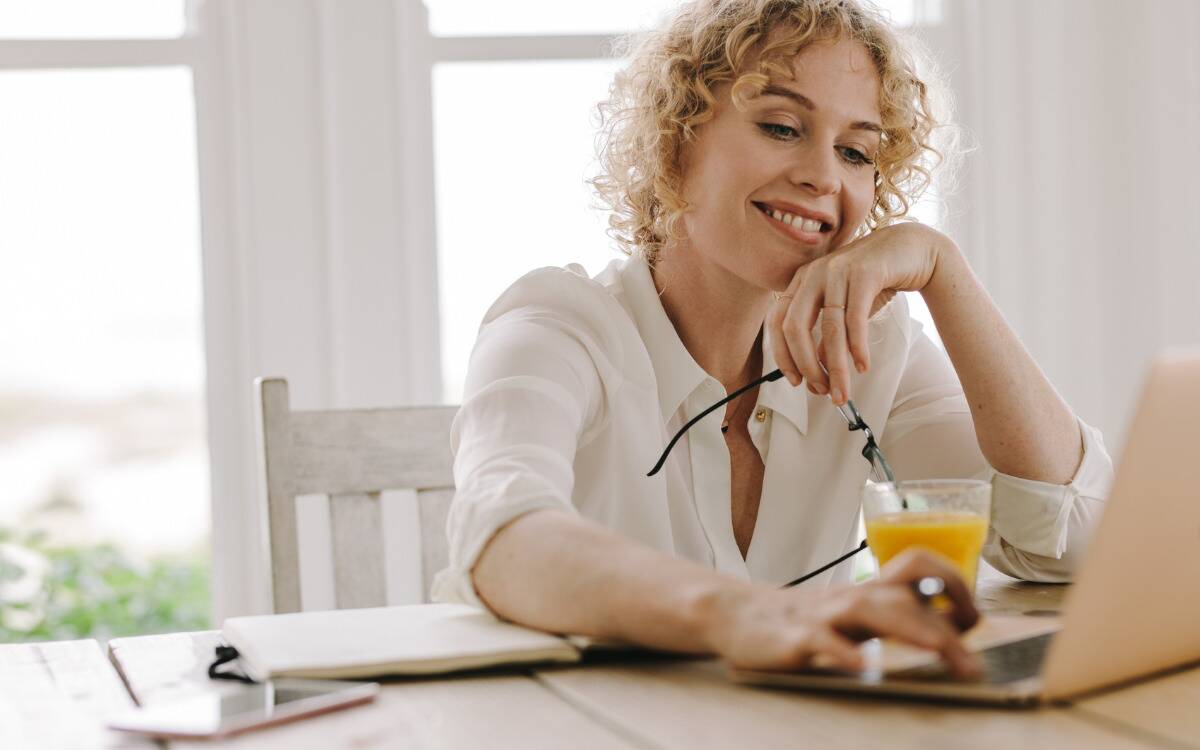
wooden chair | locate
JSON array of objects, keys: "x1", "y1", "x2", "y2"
[{"x1": 254, "y1": 377, "x2": 457, "y2": 613}]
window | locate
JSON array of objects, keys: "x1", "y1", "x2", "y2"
[
  {"x1": 433, "y1": 59, "x2": 622, "y2": 402},
  {"x1": 0, "y1": 0, "x2": 185, "y2": 39},
  {"x1": 0, "y1": 12, "x2": 210, "y2": 641},
  {"x1": 425, "y1": 0, "x2": 682, "y2": 36}
]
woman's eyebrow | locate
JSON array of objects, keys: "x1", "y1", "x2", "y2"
[{"x1": 758, "y1": 84, "x2": 883, "y2": 134}]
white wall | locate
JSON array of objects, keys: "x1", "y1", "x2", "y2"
[{"x1": 941, "y1": 0, "x2": 1200, "y2": 456}]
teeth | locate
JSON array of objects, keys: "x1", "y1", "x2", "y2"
[{"x1": 761, "y1": 204, "x2": 827, "y2": 233}]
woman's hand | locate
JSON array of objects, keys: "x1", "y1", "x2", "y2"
[
  {"x1": 766, "y1": 221, "x2": 954, "y2": 404},
  {"x1": 701, "y1": 548, "x2": 982, "y2": 677}
]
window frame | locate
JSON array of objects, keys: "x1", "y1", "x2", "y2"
[
  {"x1": 0, "y1": 5, "x2": 246, "y2": 618},
  {"x1": 0, "y1": 0, "x2": 271, "y2": 624}
]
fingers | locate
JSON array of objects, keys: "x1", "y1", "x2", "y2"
[
  {"x1": 878, "y1": 548, "x2": 981, "y2": 632},
  {"x1": 845, "y1": 272, "x2": 875, "y2": 376},
  {"x1": 714, "y1": 580, "x2": 979, "y2": 677},
  {"x1": 830, "y1": 586, "x2": 981, "y2": 678},
  {"x1": 818, "y1": 266, "x2": 852, "y2": 405},
  {"x1": 781, "y1": 285, "x2": 826, "y2": 395},
  {"x1": 774, "y1": 255, "x2": 879, "y2": 403},
  {"x1": 808, "y1": 626, "x2": 865, "y2": 671},
  {"x1": 818, "y1": 312, "x2": 849, "y2": 405},
  {"x1": 767, "y1": 294, "x2": 804, "y2": 387}
]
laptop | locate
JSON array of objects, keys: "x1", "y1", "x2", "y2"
[{"x1": 730, "y1": 347, "x2": 1200, "y2": 706}]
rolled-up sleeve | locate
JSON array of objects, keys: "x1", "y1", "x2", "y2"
[
  {"x1": 431, "y1": 271, "x2": 615, "y2": 608},
  {"x1": 878, "y1": 318, "x2": 1114, "y2": 582},
  {"x1": 984, "y1": 418, "x2": 1111, "y2": 581}
]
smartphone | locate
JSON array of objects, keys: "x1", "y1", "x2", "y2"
[{"x1": 107, "y1": 678, "x2": 380, "y2": 740}]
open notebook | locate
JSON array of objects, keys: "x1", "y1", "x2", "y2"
[{"x1": 221, "y1": 603, "x2": 581, "y2": 681}]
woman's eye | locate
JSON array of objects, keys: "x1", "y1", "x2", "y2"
[
  {"x1": 840, "y1": 147, "x2": 874, "y2": 166},
  {"x1": 758, "y1": 123, "x2": 875, "y2": 168},
  {"x1": 758, "y1": 122, "x2": 798, "y2": 140}
]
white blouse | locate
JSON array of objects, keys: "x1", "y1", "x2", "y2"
[{"x1": 433, "y1": 256, "x2": 1113, "y2": 608}]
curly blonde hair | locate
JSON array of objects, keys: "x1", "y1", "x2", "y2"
[{"x1": 592, "y1": 0, "x2": 957, "y2": 264}]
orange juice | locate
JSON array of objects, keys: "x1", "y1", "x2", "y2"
[{"x1": 865, "y1": 511, "x2": 989, "y2": 591}]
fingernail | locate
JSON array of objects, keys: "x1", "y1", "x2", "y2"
[
  {"x1": 788, "y1": 373, "x2": 800, "y2": 387},
  {"x1": 831, "y1": 386, "x2": 843, "y2": 403},
  {"x1": 814, "y1": 382, "x2": 829, "y2": 396},
  {"x1": 856, "y1": 360, "x2": 866, "y2": 373}
]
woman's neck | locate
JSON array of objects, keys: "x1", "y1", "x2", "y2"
[{"x1": 649, "y1": 245, "x2": 772, "y2": 393}]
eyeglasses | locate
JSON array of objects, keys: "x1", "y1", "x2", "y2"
[{"x1": 647, "y1": 367, "x2": 894, "y2": 587}]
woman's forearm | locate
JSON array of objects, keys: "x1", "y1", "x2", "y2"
[
  {"x1": 473, "y1": 509, "x2": 984, "y2": 676},
  {"x1": 471, "y1": 508, "x2": 746, "y2": 653},
  {"x1": 920, "y1": 238, "x2": 1083, "y2": 484}
]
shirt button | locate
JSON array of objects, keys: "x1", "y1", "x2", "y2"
[{"x1": 755, "y1": 408, "x2": 767, "y2": 422}]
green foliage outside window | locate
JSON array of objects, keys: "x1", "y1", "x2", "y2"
[{"x1": 0, "y1": 526, "x2": 209, "y2": 643}]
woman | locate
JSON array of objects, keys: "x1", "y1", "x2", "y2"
[{"x1": 433, "y1": 0, "x2": 1112, "y2": 677}]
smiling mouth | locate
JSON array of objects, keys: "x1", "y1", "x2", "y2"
[{"x1": 752, "y1": 202, "x2": 834, "y2": 238}]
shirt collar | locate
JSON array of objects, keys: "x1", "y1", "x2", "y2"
[
  {"x1": 756, "y1": 336, "x2": 809, "y2": 435},
  {"x1": 619, "y1": 256, "x2": 809, "y2": 434},
  {"x1": 620, "y1": 256, "x2": 710, "y2": 422}
]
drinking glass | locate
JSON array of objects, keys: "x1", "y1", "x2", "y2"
[{"x1": 861, "y1": 479, "x2": 992, "y2": 593}]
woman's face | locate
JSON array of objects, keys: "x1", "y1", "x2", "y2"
[{"x1": 676, "y1": 37, "x2": 883, "y2": 291}]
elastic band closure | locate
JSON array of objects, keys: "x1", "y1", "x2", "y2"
[{"x1": 208, "y1": 645, "x2": 256, "y2": 684}]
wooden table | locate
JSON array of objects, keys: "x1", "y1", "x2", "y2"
[{"x1": 4, "y1": 578, "x2": 1198, "y2": 750}]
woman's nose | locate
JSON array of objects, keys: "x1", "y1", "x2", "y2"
[{"x1": 786, "y1": 142, "x2": 840, "y2": 196}]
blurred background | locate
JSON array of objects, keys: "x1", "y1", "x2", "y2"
[{"x1": 1, "y1": 0, "x2": 1196, "y2": 641}]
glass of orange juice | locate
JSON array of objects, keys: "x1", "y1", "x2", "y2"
[{"x1": 862, "y1": 479, "x2": 991, "y2": 593}]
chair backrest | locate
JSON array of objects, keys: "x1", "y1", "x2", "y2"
[{"x1": 254, "y1": 377, "x2": 457, "y2": 613}]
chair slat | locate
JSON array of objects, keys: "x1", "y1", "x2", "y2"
[
  {"x1": 257, "y1": 378, "x2": 303, "y2": 614},
  {"x1": 380, "y1": 489, "x2": 423, "y2": 605},
  {"x1": 288, "y1": 407, "x2": 456, "y2": 495},
  {"x1": 417, "y1": 487, "x2": 455, "y2": 601},
  {"x1": 296, "y1": 493, "x2": 336, "y2": 611},
  {"x1": 330, "y1": 492, "x2": 388, "y2": 609}
]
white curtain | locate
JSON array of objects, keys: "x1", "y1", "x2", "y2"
[{"x1": 938, "y1": 0, "x2": 1200, "y2": 454}]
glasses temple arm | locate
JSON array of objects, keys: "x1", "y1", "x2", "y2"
[
  {"x1": 783, "y1": 539, "x2": 869, "y2": 588},
  {"x1": 644, "y1": 367, "x2": 891, "y2": 586},
  {"x1": 646, "y1": 369, "x2": 786, "y2": 477},
  {"x1": 837, "y1": 400, "x2": 896, "y2": 483}
]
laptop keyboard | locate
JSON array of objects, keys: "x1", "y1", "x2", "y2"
[
  {"x1": 977, "y1": 632, "x2": 1054, "y2": 682},
  {"x1": 891, "y1": 632, "x2": 1054, "y2": 683}
]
